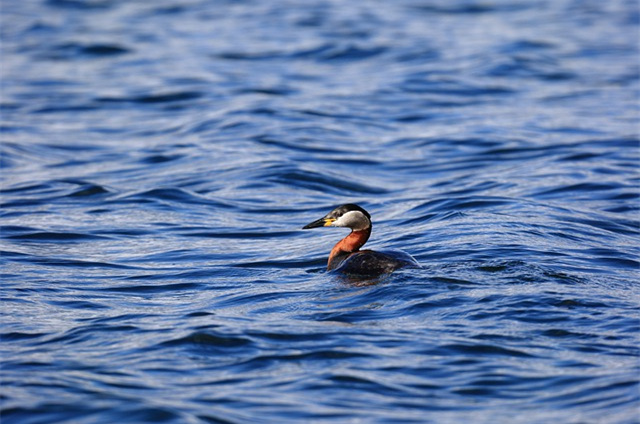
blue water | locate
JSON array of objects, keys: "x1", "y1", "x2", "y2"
[{"x1": 1, "y1": 0, "x2": 639, "y2": 423}]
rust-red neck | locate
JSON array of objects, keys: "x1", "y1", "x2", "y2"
[{"x1": 327, "y1": 227, "x2": 371, "y2": 270}]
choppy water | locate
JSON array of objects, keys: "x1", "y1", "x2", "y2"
[{"x1": 2, "y1": 1, "x2": 639, "y2": 423}]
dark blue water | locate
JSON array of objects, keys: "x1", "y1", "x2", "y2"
[{"x1": 2, "y1": 1, "x2": 639, "y2": 423}]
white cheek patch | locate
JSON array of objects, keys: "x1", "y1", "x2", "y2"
[{"x1": 333, "y1": 211, "x2": 369, "y2": 231}]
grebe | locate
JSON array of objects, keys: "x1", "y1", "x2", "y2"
[{"x1": 302, "y1": 204, "x2": 420, "y2": 276}]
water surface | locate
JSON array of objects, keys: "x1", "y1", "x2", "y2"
[{"x1": 1, "y1": 1, "x2": 639, "y2": 423}]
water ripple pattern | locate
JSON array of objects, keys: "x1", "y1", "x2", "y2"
[{"x1": 1, "y1": 1, "x2": 639, "y2": 423}]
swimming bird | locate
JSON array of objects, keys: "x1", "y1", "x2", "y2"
[{"x1": 302, "y1": 204, "x2": 420, "y2": 276}]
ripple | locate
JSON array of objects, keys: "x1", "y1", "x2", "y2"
[
  {"x1": 96, "y1": 91, "x2": 204, "y2": 104},
  {"x1": 216, "y1": 41, "x2": 388, "y2": 63},
  {"x1": 45, "y1": 0, "x2": 113, "y2": 10},
  {"x1": 4, "y1": 231, "x2": 109, "y2": 242},
  {"x1": 113, "y1": 187, "x2": 234, "y2": 209},
  {"x1": 264, "y1": 164, "x2": 389, "y2": 195},
  {"x1": 409, "y1": 3, "x2": 534, "y2": 14},
  {"x1": 41, "y1": 42, "x2": 131, "y2": 60},
  {"x1": 99, "y1": 282, "x2": 205, "y2": 294},
  {"x1": 159, "y1": 331, "x2": 256, "y2": 359}
]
